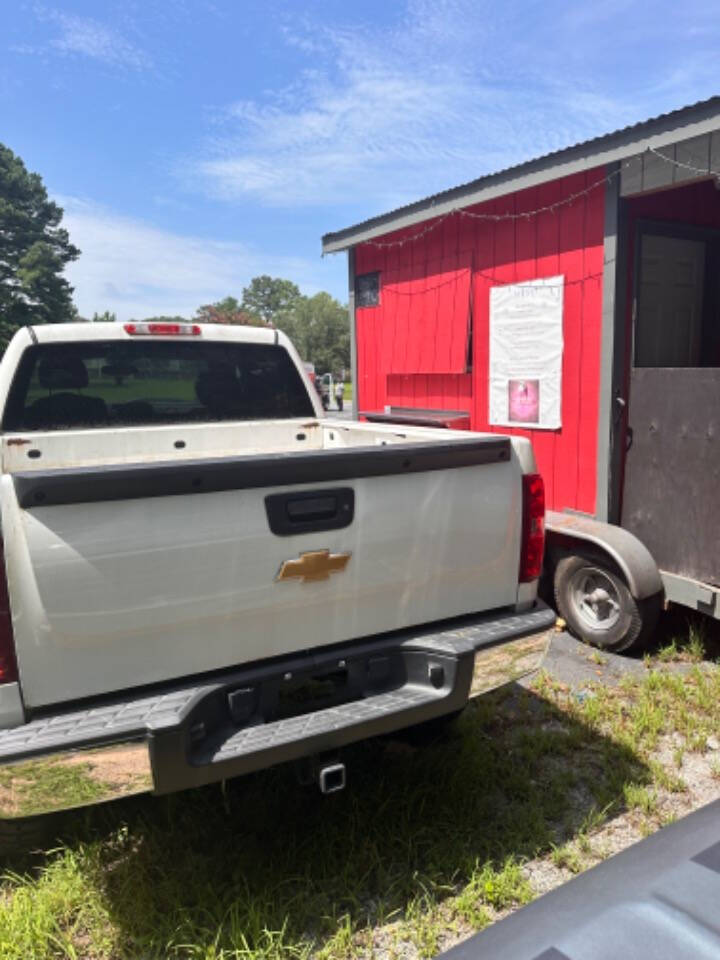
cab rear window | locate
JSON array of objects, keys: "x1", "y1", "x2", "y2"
[{"x1": 2, "y1": 340, "x2": 315, "y2": 431}]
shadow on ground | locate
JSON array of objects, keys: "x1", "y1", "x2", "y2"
[
  {"x1": 539, "y1": 606, "x2": 720, "y2": 692},
  {"x1": 651, "y1": 607, "x2": 720, "y2": 658},
  {"x1": 10, "y1": 684, "x2": 653, "y2": 957}
]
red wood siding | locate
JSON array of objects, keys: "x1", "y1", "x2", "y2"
[
  {"x1": 380, "y1": 255, "x2": 472, "y2": 374},
  {"x1": 355, "y1": 169, "x2": 606, "y2": 515},
  {"x1": 626, "y1": 177, "x2": 720, "y2": 230},
  {"x1": 386, "y1": 373, "x2": 473, "y2": 410}
]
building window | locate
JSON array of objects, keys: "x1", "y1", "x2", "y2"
[{"x1": 355, "y1": 272, "x2": 380, "y2": 308}]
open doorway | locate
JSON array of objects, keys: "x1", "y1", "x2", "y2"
[
  {"x1": 621, "y1": 202, "x2": 720, "y2": 587},
  {"x1": 634, "y1": 226, "x2": 720, "y2": 368}
]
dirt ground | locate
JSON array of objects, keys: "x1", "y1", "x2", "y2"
[{"x1": 516, "y1": 624, "x2": 720, "y2": 900}]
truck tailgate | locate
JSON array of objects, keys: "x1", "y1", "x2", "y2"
[{"x1": 1, "y1": 436, "x2": 523, "y2": 707}]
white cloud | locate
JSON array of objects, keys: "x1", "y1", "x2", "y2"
[
  {"x1": 189, "y1": 0, "x2": 719, "y2": 212},
  {"x1": 190, "y1": 1, "x2": 636, "y2": 209},
  {"x1": 58, "y1": 197, "x2": 341, "y2": 321},
  {"x1": 33, "y1": 7, "x2": 152, "y2": 71}
]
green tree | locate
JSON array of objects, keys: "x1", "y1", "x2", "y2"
[
  {"x1": 195, "y1": 297, "x2": 259, "y2": 325},
  {"x1": 0, "y1": 143, "x2": 79, "y2": 349},
  {"x1": 191, "y1": 281, "x2": 350, "y2": 377},
  {"x1": 240, "y1": 276, "x2": 301, "y2": 326},
  {"x1": 92, "y1": 310, "x2": 117, "y2": 323},
  {"x1": 282, "y1": 292, "x2": 350, "y2": 374},
  {"x1": 66, "y1": 303, "x2": 89, "y2": 322}
]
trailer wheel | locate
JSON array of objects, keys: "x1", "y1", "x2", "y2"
[{"x1": 553, "y1": 554, "x2": 658, "y2": 653}]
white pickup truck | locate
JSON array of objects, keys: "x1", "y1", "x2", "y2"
[{"x1": 0, "y1": 321, "x2": 554, "y2": 837}]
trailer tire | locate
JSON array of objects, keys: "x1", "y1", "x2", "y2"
[{"x1": 553, "y1": 554, "x2": 659, "y2": 653}]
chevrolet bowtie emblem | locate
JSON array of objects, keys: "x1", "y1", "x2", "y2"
[{"x1": 275, "y1": 549, "x2": 351, "y2": 583}]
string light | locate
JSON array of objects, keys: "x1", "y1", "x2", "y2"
[
  {"x1": 647, "y1": 145, "x2": 720, "y2": 182},
  {"x1": 455, "y1": 170, "x2": 615, "y2": 222},
  {"x1": 381, "y1": 270, "x2": 470, "y2": 295},
  {"x1": 361, "y1": 211, "x2": 456, "y2": 250},
  {"x1": 363, "y1": 169, "x2": 621, "y2": 250},
  {"x1": 357, "y1": 145, "x2": 720, "y2": 252},
  {"x1": 381, "y1": 262, "x2": 611, "y2": 295},
  {"x1": 473, "y1": 265, "x2": 608, "y2": 289}
]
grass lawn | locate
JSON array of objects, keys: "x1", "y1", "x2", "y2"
[
  {"x1": 1, "y1": 621, "x2": 718, "y2": 959},
  {"x1": 26, "y1": 378, "x2": 198, "y2": 407}
]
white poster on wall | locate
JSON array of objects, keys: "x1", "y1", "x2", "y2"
[{"x1": 489, "y1": 275, "x2": 564, "y2": 430}]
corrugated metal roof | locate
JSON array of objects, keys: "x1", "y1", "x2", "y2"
[{"x1": 322, "y1": 95, "x2": 720, "y2": 253}]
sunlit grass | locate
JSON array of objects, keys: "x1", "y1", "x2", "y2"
[
  {"x1": 653, "y1": 620, "x2": 707, "y2": 665},
  {"x1": 0, "y1": 760, "x2": 107, "y2": 818},
  {"x1": 0, "y1": 646, "x2": 717, "y2": 959}
]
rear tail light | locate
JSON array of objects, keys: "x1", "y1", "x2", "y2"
[
  {"x1": 0, "y1": 544, "x2": 18, "y2": 685},
  {"x1": 519, "y1": 473, "x2": 545, "y2": 583},
  {"x1": 124, "y1": 323, "x2": 202, "y2": 336}
]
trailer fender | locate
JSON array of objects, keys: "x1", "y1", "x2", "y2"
[{"x1": 545, "y1": 510, "x2": 663, "y2": 602}]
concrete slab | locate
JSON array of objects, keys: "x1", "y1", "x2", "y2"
[{"x1": 528, "y1": 629, "x2": 646, "y2": 691}]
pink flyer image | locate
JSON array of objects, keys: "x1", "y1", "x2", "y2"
[{"x1": 508, "y1": 379, "x2": 540, "y2": 423}]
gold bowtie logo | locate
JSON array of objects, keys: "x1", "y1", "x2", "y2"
[{"x1": 276, "y1": 549, "x2": 351, "y2": 583}]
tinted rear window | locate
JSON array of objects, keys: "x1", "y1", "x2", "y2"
[{"x1": 2, "y1": 340, "x2": 315, "y2": 431}]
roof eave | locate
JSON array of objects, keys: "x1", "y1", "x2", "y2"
[{"x1": 322, "y1": 97, "x2": 720, "y2": 254}]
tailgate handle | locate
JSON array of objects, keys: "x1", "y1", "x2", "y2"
[
  {"x1": 265, "y1": 487, "x2": 354, "y2": 536},
  {"x1": 286, "y1": 495, "x2": 338, "y2": 521}
]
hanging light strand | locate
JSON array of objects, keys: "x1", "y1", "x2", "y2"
[
  {"x1": 647, "y1": 145, "x2": 720, "y2": 181},
  {"x1": 378, "y1": 260, "x2": 613, "y2": 296},
  {"x1": 358, "y1": 145, "x2": 720, "y2": 252},
  {"x1": 363, "y1": 169, "x2": 620, "y2": 250}
]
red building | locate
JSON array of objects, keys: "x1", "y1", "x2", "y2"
[{"x1": 322, "y1": 97, "x2": 720, "y2": 617}]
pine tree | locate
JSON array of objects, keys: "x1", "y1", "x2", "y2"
[{"x1": 0, "y1": 143, "x2": 80, "y2": 349}]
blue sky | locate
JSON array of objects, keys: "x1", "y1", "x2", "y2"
[{"x1": 2, "y1": 0, "x2": 719, "y2": 320}]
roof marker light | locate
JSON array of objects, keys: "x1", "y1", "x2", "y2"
[{"x1": 124, "y1": 323, "x2": 202, "y2": 336}]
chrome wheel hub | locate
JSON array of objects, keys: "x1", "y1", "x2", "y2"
[{"x1": 569, "y1": 567, "x2": 621, "y2": 631}]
